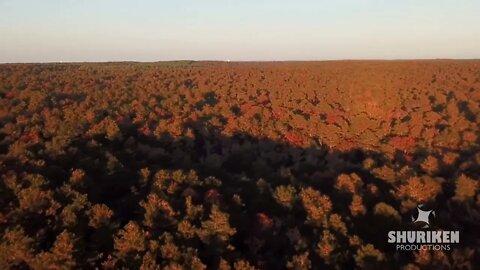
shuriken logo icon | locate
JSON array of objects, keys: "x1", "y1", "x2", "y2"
[{"x1": 411, "y1": 204, "x2": 435, "y2": 228}]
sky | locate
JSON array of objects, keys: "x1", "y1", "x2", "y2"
[{"x1": 0, "y1": 0, "x2": 479, "y2": 63}]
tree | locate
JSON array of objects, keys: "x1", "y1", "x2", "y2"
[
  {"x1": 300, "y1": 187, "x2": 332, "y2": 227},
  {"x1": 453, "y1": 174, "x2": 478, "y2": 202},
  {"x1": 198, "y1": 205, "x2": 236, "y2": 244},
  {"x1": 32, "y1": 231, "x2": 77, "y2": 270},
  {"x1": 114, "y1": 221, "x2": 146, "y2": 259}
]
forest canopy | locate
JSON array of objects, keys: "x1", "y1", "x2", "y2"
[{"x1": 0, "y1": 61, "x2": 479, "y2": 269}]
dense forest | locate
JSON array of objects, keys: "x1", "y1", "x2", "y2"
[{"x1": 0, "y1": 61, "x2": 479, "y2": 269}]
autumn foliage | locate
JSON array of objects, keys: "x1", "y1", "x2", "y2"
[{"x1": 0, "y1": 61, "x2": 479, "y2": 269}]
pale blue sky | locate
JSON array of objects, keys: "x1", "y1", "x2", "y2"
[{"x1": 1, "y1": 0, "x2": 479, "y2": 62}]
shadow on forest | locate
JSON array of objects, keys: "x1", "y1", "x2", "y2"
[{"x1": 2, "y1": 118, "x2": 480, "y2": 268}]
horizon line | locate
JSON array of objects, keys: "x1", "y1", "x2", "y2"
[{"x1": 1, "y1": 58, "x2": 480, "y2": 65}]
